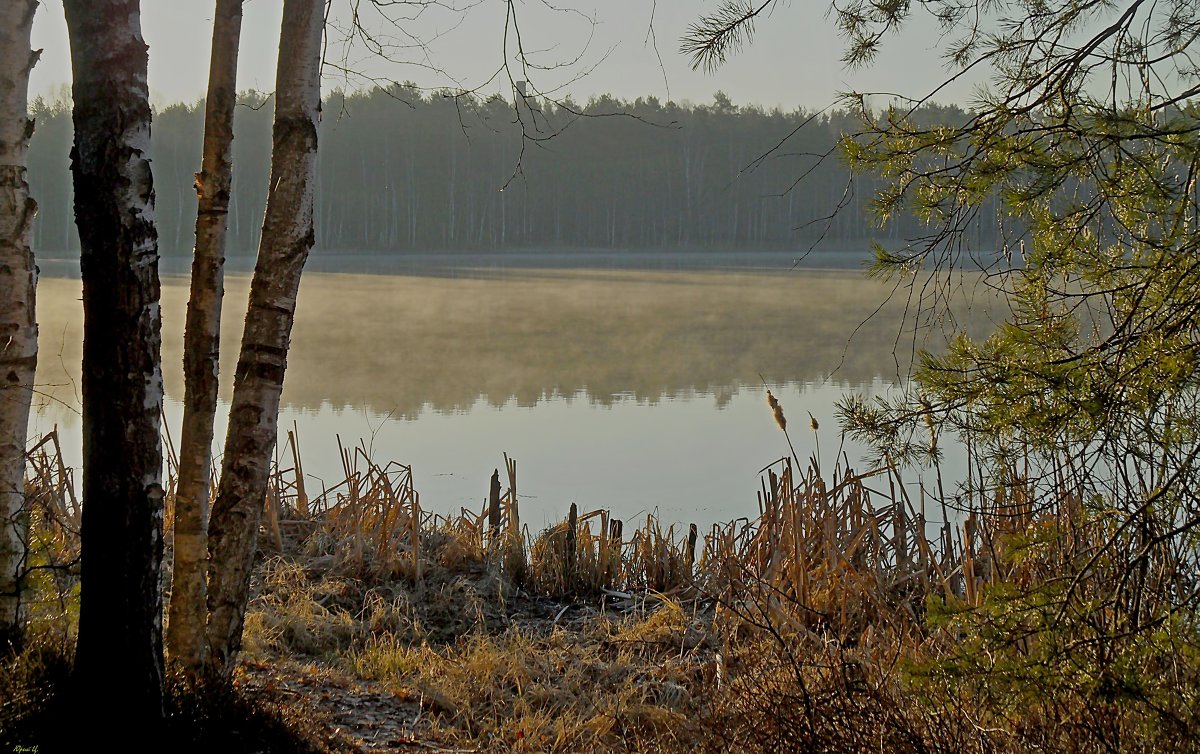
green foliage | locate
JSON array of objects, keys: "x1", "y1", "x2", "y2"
[
  {"x1": 833, "y1": 0, "x2": 1200, "y2": 595},
  {"x1": 894, "y1": 505, "x2": 1200, "y2": 751},
  {"x1": 706, "y1": 0, "x2": 1200, "y2": 748}
]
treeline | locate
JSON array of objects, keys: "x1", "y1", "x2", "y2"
[{"x1": 27, "y1": 87, "x2": 999, "y2": 255}]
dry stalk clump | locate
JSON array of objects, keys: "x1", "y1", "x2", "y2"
[
  {"x1": 242, "y1": 558, "x2": 360, "y2": 659},
  {"x1": 699, "y1": 454, "x2": 937, "y2": 646},
  {"x1": 530, "y1": 505, "x2": 627, "y2": 597},
  {"x1": 700, "y1": 632, "x2": 993, "y2": 754}
]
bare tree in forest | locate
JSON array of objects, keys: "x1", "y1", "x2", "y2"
[
  {"x1": 206, "y1": 0, "x2": 323, "y2": 677},
  {"x1": 167, "y1": 0, "x2": 244, "y2": 676},
  {"x1": 0, "y1": 0, "x2": 38, "y2": 655},
  {"x1": 64, "y1": 0, "x2": 166, "y2": 724}
]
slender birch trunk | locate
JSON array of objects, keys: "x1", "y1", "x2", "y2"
[
  {"x1": 167, "y1": 0, "x2": 244, "y2": 675},
  {"x1": 64, "y1": 0, "x2": 165, "y2": 725},
  {"x1": 0, "y1": 0, "x2": 38, "y2": 655},
  {"x1": 206, "y1": 0, "x2": 322, "y2": 678}
]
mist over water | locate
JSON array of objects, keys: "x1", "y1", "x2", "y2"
[{"x1": 32, "y1": 255, "x2": 998, "y2": 525}]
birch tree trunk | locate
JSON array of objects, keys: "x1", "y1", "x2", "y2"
[
  {"x1": 0, "y1": 0, "x2": 38, "y2": 656},
  {"x1": 206, "y1": 0, "x2": 322, "y2": 678},
  {"x1": 64, "y1": 0, "x2": 166, "y2": 725},
  {"x1": 167, "y1": 0, "x2": 244, "y2": 676}
]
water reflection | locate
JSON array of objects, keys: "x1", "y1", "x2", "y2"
[{"x1": 31, "y1": 265, "x2": 997, "y2": 524}]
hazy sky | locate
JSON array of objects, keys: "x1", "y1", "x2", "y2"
[{"x1": 29, "y1": 1, "x2": 975, "y2": 111}]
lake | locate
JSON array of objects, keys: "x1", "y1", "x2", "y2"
[{"x1": 31, "y1": 253, "x2": 996, "y2": 528}]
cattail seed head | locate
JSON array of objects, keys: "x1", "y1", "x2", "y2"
[
  {"x1": 919, "y1": 395, "x2": 936, "y2": 432},
  {"x1": 766, "y1": 389, "x2": 787, "y2": 431}
]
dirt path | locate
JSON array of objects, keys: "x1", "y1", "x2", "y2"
[{"x1": 240, "y1": 659, "x2": 467, "y2": 753}]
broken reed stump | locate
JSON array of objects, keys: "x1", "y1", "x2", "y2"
[
  {"x1": 410, "y1": 488, "x2": 422, "y2": 580},
  {"x1": 686, "y1": 523, "x2": 698, "y2": 574},
  {"x1": 504, "y1": 454, "x2": 518, "y2": 535},
  {"x1": 609, "y1": 518, "x2": 623, "y2": 588},
  {"x1": 488, "y1": 468, "x2": 502, "y2": 543},
  {"x1": 289, "y1": 422, "x2": 308, "y2": 517},
  {"x1": 566, "y1": 502, "x2": 578, "y2": 588}
]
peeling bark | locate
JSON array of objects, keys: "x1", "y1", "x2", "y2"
[
  {"x1": 205, "y1": 0, "x2": 323, "y2": 678},
  {"x1": 0, "y1": 0, "x2": 38, "y2": 656},
  {"x1": 167, "y1": 0, "x2": 244, "y2": 676},
  {"x1": 64, "y1": 0, "x2": 165, "y2": 727}
]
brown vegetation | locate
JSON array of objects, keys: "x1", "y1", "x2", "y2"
[{"x1": 4, "y1": 419, "x2": 1198, "y2": 752}]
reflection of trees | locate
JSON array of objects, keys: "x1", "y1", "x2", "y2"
[{"x1": 35, "y1": 269, "x2": 997, "y2": 419}]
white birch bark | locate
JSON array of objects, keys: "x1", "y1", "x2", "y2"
[
  {"x1": 65, "y1": 0, "x2": 166, "y2": 727},
  {"x1": 0, "y1": 0, "x2": 38, "y2": 654},
  {"x1": 205, "y1": 0, "x2": 323, "y2": 678},
  {"x1": 167, "y1": 0, "x2": 244, "y2": 676}
]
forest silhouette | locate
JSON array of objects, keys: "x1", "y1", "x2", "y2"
[{"x1": 26, "y1": 87, "x2": 999, "y2": 256}]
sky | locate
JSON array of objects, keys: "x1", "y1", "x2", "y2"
[{"x1": 28, "y1": 0, "x2": 977, "y2": 111}]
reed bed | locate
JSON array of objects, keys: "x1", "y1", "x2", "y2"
[
  {"x1": 239, "y1": 430, "x2": 1024, "y2": 646},
  {"x1": 24, "y1": 417, "x2": 995, "y2": 629},
  {"x1": 13, "y1": 403, "x2": 1200, "y2": 753}
]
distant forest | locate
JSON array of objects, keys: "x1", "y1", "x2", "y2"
[{"x1": 26, "y1": 87, "x2": 1000, "y2": 255}]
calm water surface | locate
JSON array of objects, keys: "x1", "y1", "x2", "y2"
[{"x1": 32, "y1": 258, "x2": 996, "y2": 527}]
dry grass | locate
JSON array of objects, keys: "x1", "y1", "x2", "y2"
[
  {"x1": 217, "y1": 427, "x2": 937, "y2": 752},
  {"x1": 236, "y1": 529, "x2": 717, "y2": 752},
  {"x1": 345, "y1": 617, "x2": 708, "y2": 753},
  {"x1": 15, "y1": 416, "x2": 1200, "y2": 753}
]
